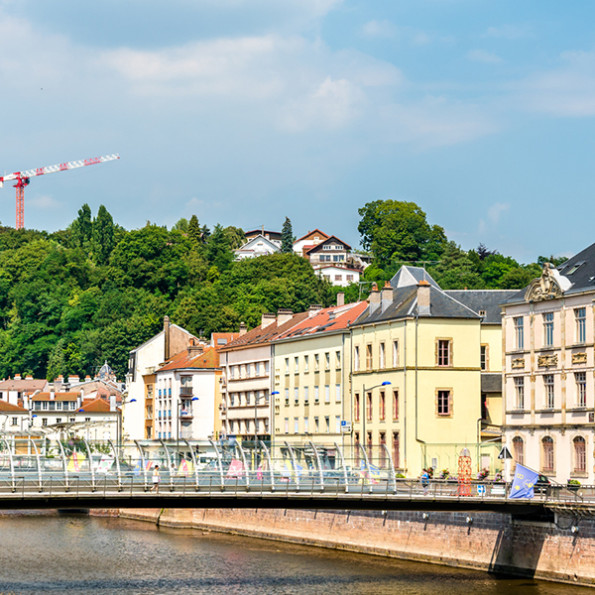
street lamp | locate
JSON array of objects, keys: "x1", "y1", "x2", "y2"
[{"x1": 361, "y1": 381, "x2": 391, "y2": 455}]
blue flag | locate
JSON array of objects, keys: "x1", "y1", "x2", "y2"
[{"x1": 509, "y1": 464, "x2": 539, "y2": 499}]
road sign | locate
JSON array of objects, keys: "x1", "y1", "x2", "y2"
[
  {"x1": 498, "y1": 446, "x2": 513, "y2": 460},
  {"x1": 340, "y1": 421, "x2": 352, "y2": 433},
  {"x1": 477, "y1": 484, "x2": 486, "y2": 496}
]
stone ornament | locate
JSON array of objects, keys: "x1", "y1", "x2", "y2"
[
  {"x1": 538, "y1": 354, "x2": 558, "y2": 368},
  {"x1": 524, "y1": 262, "x2": 568, "y2": 302}
]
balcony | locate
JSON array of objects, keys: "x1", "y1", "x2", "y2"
[{"x1": 180, "y1": 386, "x2": 194, "y2": 397}]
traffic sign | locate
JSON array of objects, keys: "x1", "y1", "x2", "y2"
[
  {"x1": 340, "y1": 420, "x2": 352, "y2": 433},
  {"x1": 498, "y1": 446, "x2": 513, "y2": 460},
  {"x1": 477, "y1": 484, "x2": 486, "y2": 495}
]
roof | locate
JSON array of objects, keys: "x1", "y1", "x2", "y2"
[
  {"x1": 129, "y1": 324, "x2": 196, "y2": 355},
  {"x1": 32, "y1": 392, "x2": 79, "y2": 401},
  {"x1": 211, "y1": 333, "x2": 239, "y2": 349},
  {"x1": 0, "y1": 379, "x2": 47, "y2": 392},
  {"x1": 355, "y1": 284, "x2": 480, "y2": 326},
  {"x1": 390, "y1": 266, "x2": 440, "y2": 290},
  {"x1": 313, "y1": 264, "x2": 361, "y2": 273},
  {"x1": 481, "y1": 373, "x2": 503, "y2": 393},
  {"x1": 274, "y1": 302, "x2": 368, "y2": 341},
  {"x1": 157, "y1": 346, "x2": 219, "y2": 372},
  {"x1": 294, "y1": 229, "x2": 330, "y2": 243},
  {"x1": 0, "y1": 400, "x2": 28, "y2": 413},
  {"x1": 80, "y1": 397, "x2": 112, "y2": 413},
  {"x1": 235, "y1": 235, "x2": 281, "y2": 253},
  {"x1": 244, "y1": 229, "x2": 282, "y2": 239},
  {"x1": 445, "y1": 290, "x2": 518, "y2": 324},
  {"x1": 305, "y1": 235, "x2": 351, "y2": 254},
  {"x1": 219, "y1": 312, "x2": 309, "y2": 351}
]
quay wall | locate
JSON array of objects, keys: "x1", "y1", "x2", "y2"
[{"x1": 115, "y1": 507, "x2": 595, "y2": 586}]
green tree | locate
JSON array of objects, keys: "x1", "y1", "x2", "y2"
[
  {"x1": 92, "y1": 205, "x2": 115, "y2": 265},
  {"x1": 172, "y1": 217, "x2": 189, "y2": 233},
  {"x1": 206, "y1": 224, "x2": 233, "y2": 272},
  {"x1": 223, "y1": 226, "x2": 246, "y2": 250},
  {"x1": 71, "y1": 204, "x2": 93, "y2": 248},
  {"x1": 358, "y1": 200, "x2": 447, "y2": 268},
  {"x1": 281, "y1": 217, "x2": 294, "y2": 253},
  {"x1": 188, "y1": 215, "x2": 202, "y2": 246}
]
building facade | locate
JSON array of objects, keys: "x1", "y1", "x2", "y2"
[{"x1": 502, "y1": 249, "x2": 595, "y2": 484}]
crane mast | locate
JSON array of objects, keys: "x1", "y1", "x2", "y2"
[{"x1": 0, "y1": 154, "x2": 120, "y2": 229}]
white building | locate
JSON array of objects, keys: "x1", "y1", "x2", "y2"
[
  {"x1": 234, "y1": 234, "x2": 281, "y2": 260},
  {"x1": 313, "y1": 264, "x2": 361, "y2": 287},
  {"x1": 502, "y1": 247, "x2": 595, "y2": 485},
  {"x1": 125, "y1": 317, "x2": 197, "y2": 441}
]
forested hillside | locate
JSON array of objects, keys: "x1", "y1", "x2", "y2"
[{"x1": 0, "y1": 200, "x2": 556, "y2": 381}]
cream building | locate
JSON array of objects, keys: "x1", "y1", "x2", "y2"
[
  {"x1": 272, "y1": 300, "x2": 367, "y2": 451},
  {"x1": 350, "y1": 266, "x2": 512, "y2": 476},
  {"x1": 502, "y1": 247, "x2": 595, "y2": 484}
]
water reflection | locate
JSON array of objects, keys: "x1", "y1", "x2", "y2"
[{"x1": 0, "y1": 513, "x2": 588, "y2": 594}]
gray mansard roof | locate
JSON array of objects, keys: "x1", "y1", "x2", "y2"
[{"x1": 446, "y1": 290, "x2": 518, "y2": 324}]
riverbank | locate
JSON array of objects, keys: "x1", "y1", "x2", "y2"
[{"x1": 111, "y1": 507, "x2": 595, "y2": 587}]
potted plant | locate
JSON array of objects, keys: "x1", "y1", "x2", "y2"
[{"x1": 567, "y1": 479, "x2": 581, "y2": 492}]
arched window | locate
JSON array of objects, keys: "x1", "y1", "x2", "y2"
[
  {"x1": 512, "y1": 436, "x2": 524, "y2": 465},
  {"x1": 542, "y1": 437, "x2": 555, "y2": 472},
  {"x1": 573, "y1": 436, "x2": 586, "y2": 474}
]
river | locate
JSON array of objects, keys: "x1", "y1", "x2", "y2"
[{"x1": 0, "y1": 512, "x2": 590, "y2": 594}]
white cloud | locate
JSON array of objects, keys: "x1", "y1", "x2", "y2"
[
  {"x1": 28, "y1": 194, "x2": 62, "y2": 209},
  {"x1": 467, "y1": 49, "x2": 503, "y2": 64},
  {"x1": 517, "y1": 51, "x2": 595, "y2": 117},
  {"x1": 361, "y1": 19, "x2": 396, "y2": 39},
  {"x1": 488, "y1": 202, "x2": 509, "y2": 223}
]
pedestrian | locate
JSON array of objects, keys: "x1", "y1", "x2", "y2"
[
  {"x1": 151, "y1": 465, "x2": 160, "y2": 493},
  {"x1": 421, "y1": 468, "x2": 430, "y2": 495}
]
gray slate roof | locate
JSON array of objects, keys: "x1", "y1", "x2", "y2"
[
  {"x1": 481, "y1": 373, "x2": 502, "y2": 393},
  {"x1": 446, "y1": 290, "x2": 518, "y2": 324}
]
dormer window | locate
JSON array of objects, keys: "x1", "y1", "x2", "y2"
[{"x1": 478, "y1": 310, "x2": 486, "y2": 318}]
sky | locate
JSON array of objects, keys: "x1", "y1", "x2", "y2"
[{"x1": 1, "y1": 0, "x2": 595, "y2": 263}]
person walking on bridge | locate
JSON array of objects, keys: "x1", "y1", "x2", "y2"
[{"x1": 151, "y1": 465, "x2": 160, "y2": 493}]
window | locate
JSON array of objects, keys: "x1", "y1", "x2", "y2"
[
  {"x1": 335, "y1": 415, "x2": 341, "y2": 433},
  {"x1": 56, "y1": 418, "x2": 62, "y2": 424},
  {"x1": 246, "y1": 391, "x2": 251, "y2": 406},
  {"x1": 379, "y1": 391, "x2": 385, "y2": 421},
  {"x1": 576, "y1": 372, "x2": 587, "y2": 408},
  {"x1": 284, "y1": 358, "x2": 289, "y2": 375},
  {"x1": 353, "y1": 347, "x2": 359, "y2": 371},
  {"x1": 354, "y1": 393, "x2": 360, "y2": 422},
  {"x1": 325, "y1": 352, "x2": 330, "y2": 369},
  {"x1": 324, "y1": 385, "x2": 330, "y2": 403},
  {"x1": 512, "y1": 436, "x2": 524, "y2": 465},
  {"x1": 379, "y1": 342, "x2": 385, "y2": 369},
  {"x1": 542, "y1": 436, "x2": 555, "y2": 472},
  {"x1": 304, "y1": 355, "x2": 309, "y2": 372},
  {"x1": 42, "y1": 418, "x2": 48, "y2": 427},
  {"x1": 294, "y1": 417, "x2": 299, "y2": 434},
  {"x1": 437, "y1": 390, "x2": 451, "y2": 416},
  {"x1": 480, "y1": 345, "x2": 488, "y2": 371},
  {"x1": 294, "y1": 387, "x2": 299, "y2": 405},
  {"x1": 334, "y1": 275, "x2": 342, "y2": 281},
  {"x1": 392, "y1": 390, "x2": 399, "y2": 420},
  {"x1": 574, "y1": 436, "x2": 586, "y2": 473},
  {"x1": 284, "y1": 388, "x2": 289, "y2": 405},
  {"x1": 304, "y1": 417, "x2": 309, "y2": 433},
  {"x1": 437, "y1": 340, "x2": 451, "y2": 366},
  {"x1": 284, "y1": 418, "x2": 289, "y2": 434},
  {"x1": 543, "y1": 312, "x2": 554, "y2": 347},
  {"x1": 304, "y1": 386, "x2": 309, "y2": 404},
  {"x1": 11, "y1": 417, "x2": 17, "y2": 426},
  {"x1": 335, "y1": 384, "x2": 341, "y2": 402},
  {"x1": 514, "y1": 377, "x2": 525, "y2": 410},
  {"x1": 324, "y1": 416, "x2": 330, "y2": 433},
  {"x1": 575, "y1": 307, "x2": 586, "y2": 343},
  {"x1": 314, "y1": 386, "x2": 320, "y2": 403},
  {"x1": 366, "y1": 344, "x2": 373, "y2": 369},
  {"x1": 544, "y1": 375, "x2": 555, "y2": 409},
  {"x1": 366, "y1": 392, "x2": 372, "y2": 421},
  {"x1": 392, "y1": 432, "x2": 400, "y2": 468},
  {"x1": 314, "y1": 417, "x2": 319, "y2": 432},
  {"x1": 335, "y1": 351, "x2": 341, "y2": 368},
  {"x1": 392, "y1": 341, "x2": 399, "y2": 367},
  {"x1": 294, "y1": 356, "x2": 299, "y2": 373},
  {"x1": 315, "y1": 354, "x2": 320, "y2": 371},
  {"x1": 514, "y1": 317, "x2": 524, "y2": 350}
]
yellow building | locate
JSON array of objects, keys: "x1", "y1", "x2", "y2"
[
  {"x1": 350, "y1": 267, "x2": 514, "y2": 477},
  {"x1": 272, "y1": 300, "x2": 367, "y2": 452}
]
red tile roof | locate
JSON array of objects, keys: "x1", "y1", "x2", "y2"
[
  {"x1": 32, "y1": 392, "x2": 79, "y2": 401},
  {"x1": 0, "y1": 379, "x2": 47, "y2": 391},
  {"x1": 80, "y1": 397, "x2": 111, "y2": 413},
  {"x1": 304, "y1": 235, "x2": 351, "y2": 254},
  {"x1": 157, "y1": 346, "x2": 219, "y2": 372},
  {"x1": 294, "y1": 229, "x2": 330, "y2": 243},
  {"x1": 219, "y1": 312, "x2": 309, "y2": 351},
  {"x1": 0, "y1": 400, "x2": 28, "y2": 413},
  {"x1": 274, "y1": 302, "x2": 367, "y2": 340},
  {"x1": 211, "y1": 333, "x2": 239, "y2": 350}
]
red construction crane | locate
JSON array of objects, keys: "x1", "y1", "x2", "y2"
[{"x1": 0, "y1": 154, "x2": 120, "y2": 229}]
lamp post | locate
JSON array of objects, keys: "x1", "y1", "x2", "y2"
[{"x1": 361, "y1": 381, "x2": 391, "y2": 457}]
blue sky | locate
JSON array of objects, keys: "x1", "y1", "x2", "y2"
[{"x1": 1, "y1": 1, "x2": 594, "y2": 262}]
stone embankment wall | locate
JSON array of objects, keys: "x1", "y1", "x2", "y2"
[{"x1": 116, "y1": 507, "x2": 595, "y2": 586}]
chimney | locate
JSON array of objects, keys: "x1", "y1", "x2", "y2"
[
  {"x1": 239, "y1": 322, "x2": 247, "y2": 336},
  {"x1": 50, "y1": 391, "x2": 55, "y2": 401},
  {"x1": 261, "y1": 312, "x2": 276, "y2": 329},
  {"x1": 368, "y1": 283, "x2": 381, "y2": 314},
  {"x1": 277, "y1": 309, "x2": 294, "y2": 326},
  {"x1": 163, "y1": 315, "x2": 171, "y2": 360},
  {"x1": 68, "y1": 375, "x2": 80, "y2": 385},
  {"x1": 308, "y1": 304, "x2": 323, "y2": 318},
  {"x1": 381, "y1": 282, "x2": 393, "y2": 313},
  {"x1": 187, "y1": 338, "x2": 204, "y2": 357},
  {"x1": 336, "y1": 292, "x2": 345, "y2": 307},
  {"x1": 14, "y1": 374, "x2": 21, "y2": 381},
  {"x1": 417, "y1": 280, "x2": 431, "y2": 315},
  {"x1": 26, "y1": 375, "x2": 33, "y2": 380}
]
